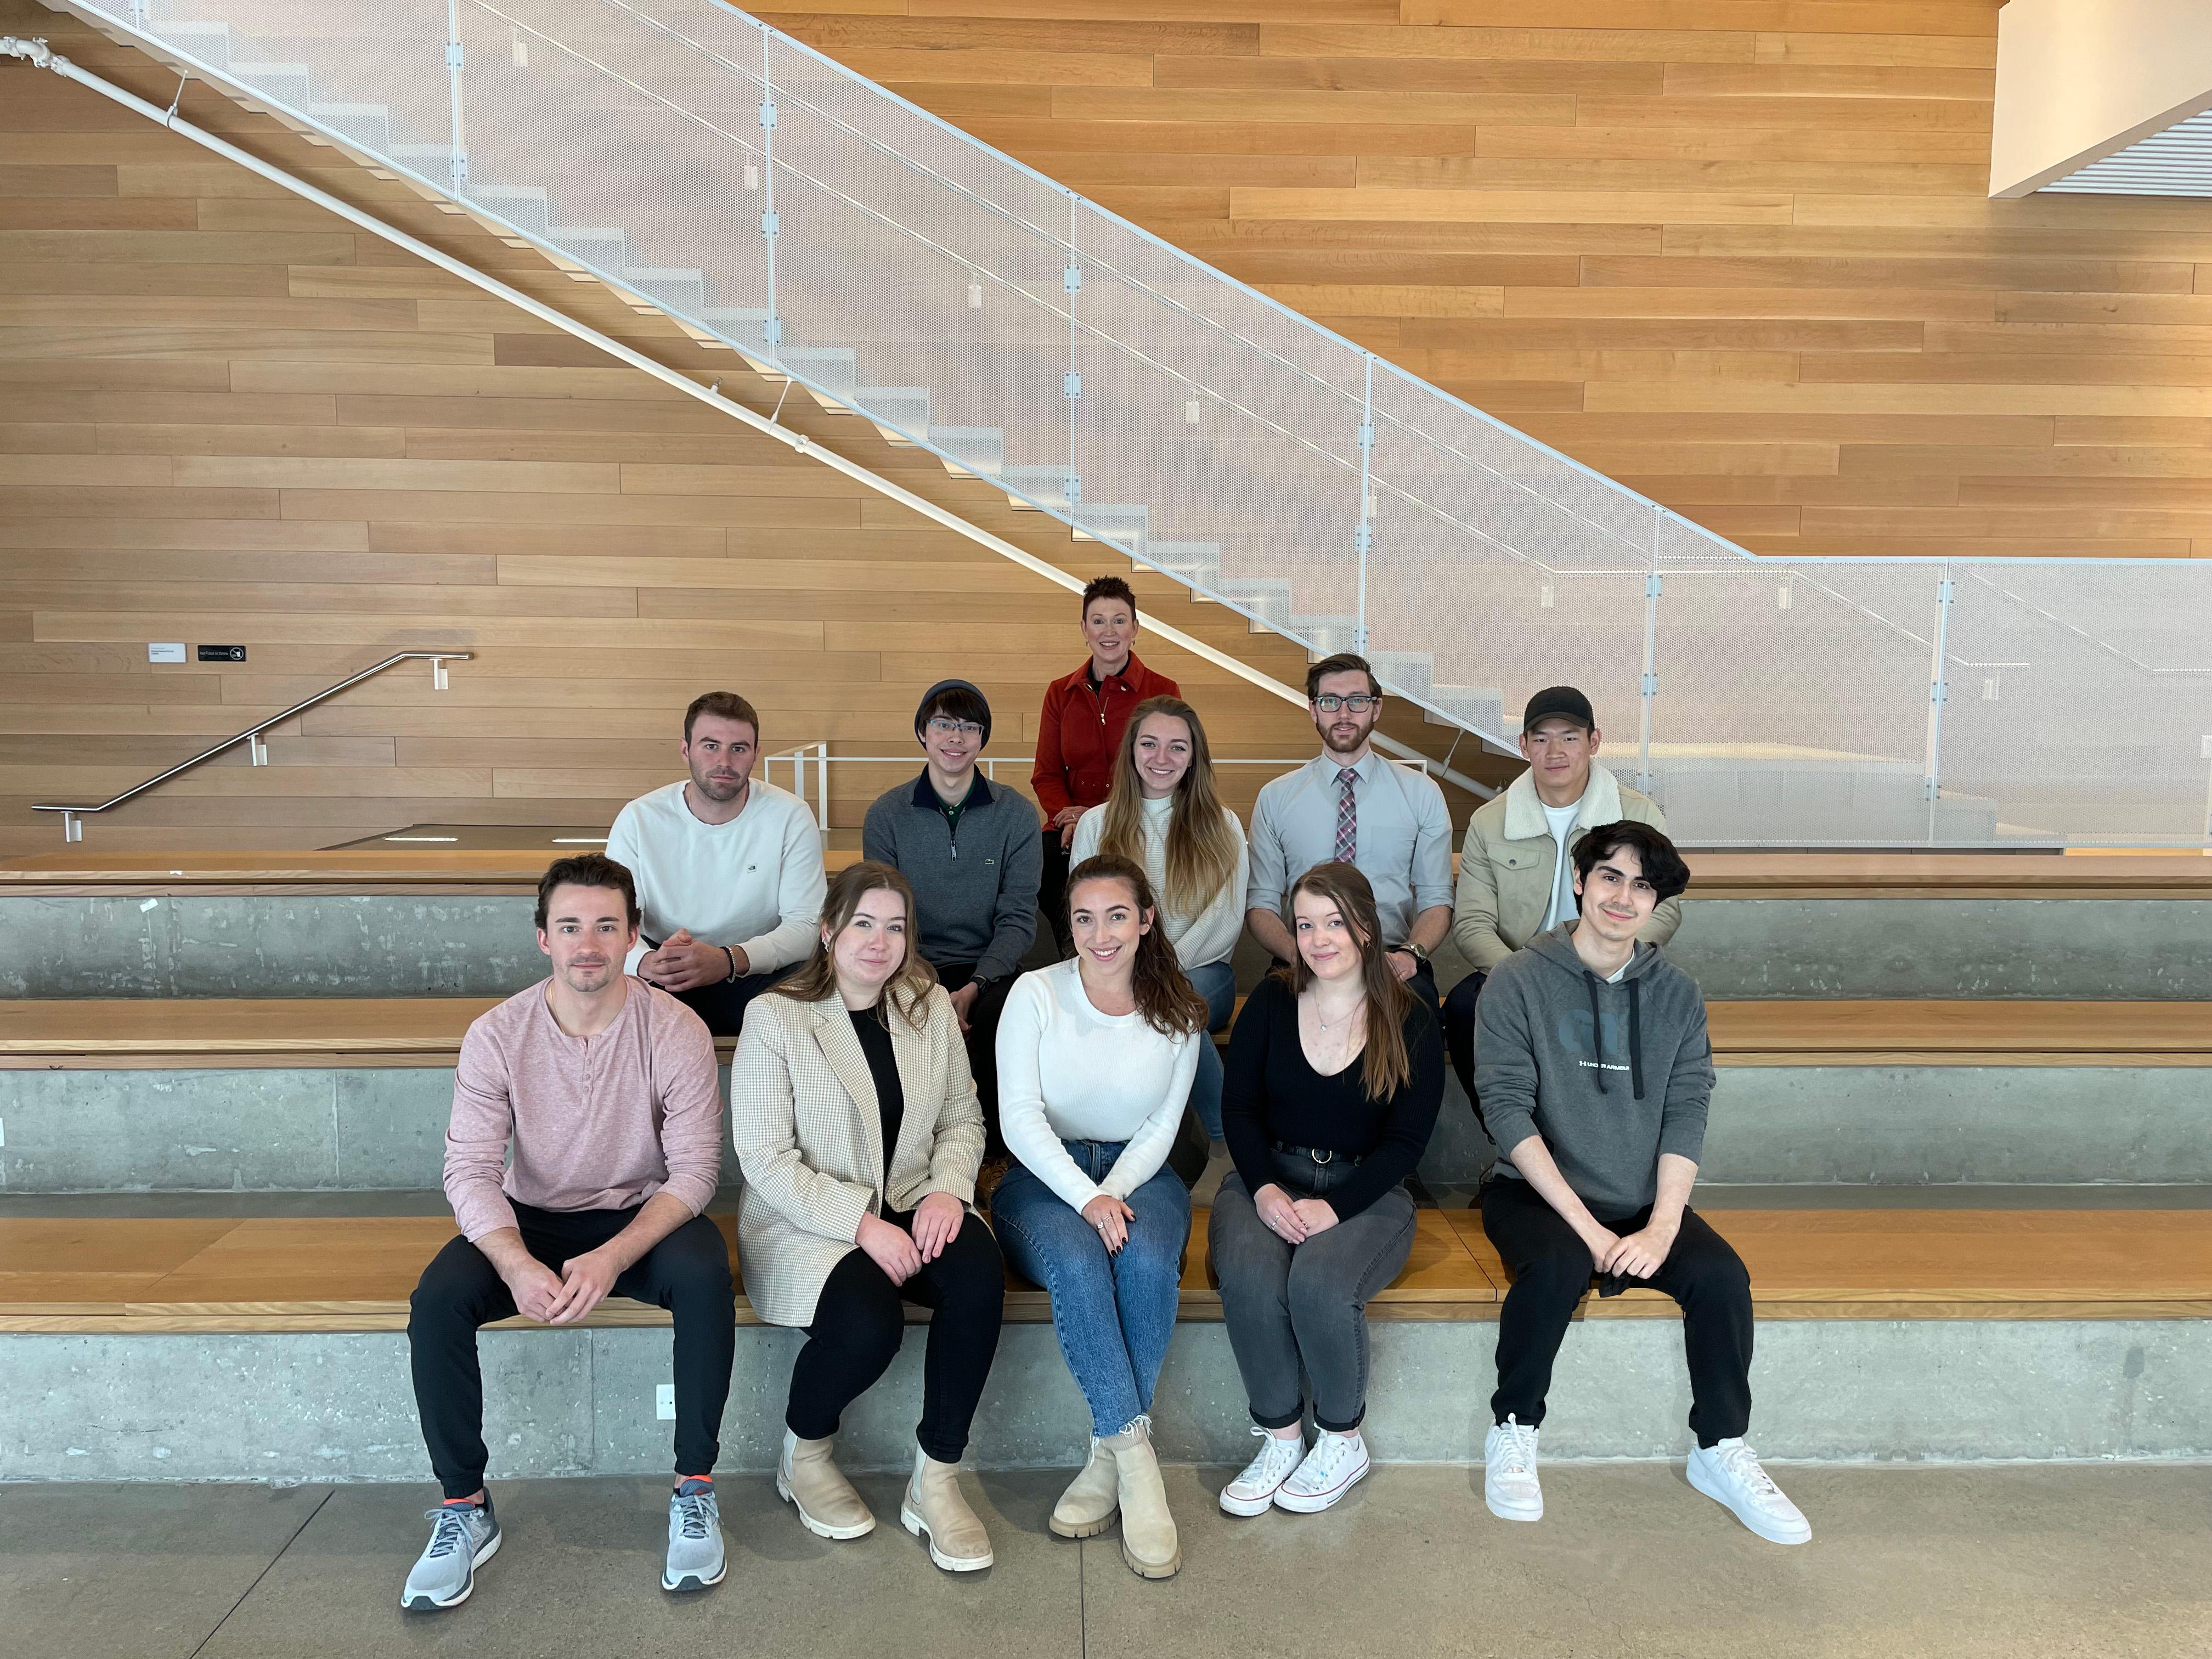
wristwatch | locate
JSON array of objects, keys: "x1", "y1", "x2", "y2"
[{"x1": 1403, "y1": 942, "x2": 1430, "y2": 964}]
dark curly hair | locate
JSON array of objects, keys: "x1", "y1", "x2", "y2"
[{"x1": 1570, "y1": 820, "x2": 1691, "y2": 904}]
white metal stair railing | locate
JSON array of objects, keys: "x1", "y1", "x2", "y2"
[
  {"x1": 35, "y1": 1, "x2": 2212, "y2": 849},
  {"x1": 30, "y1": 651, "x2": 471, "y2": 842},
  {"x1": 758, "y1": 743, "x2": 1459, "y2": 842}
]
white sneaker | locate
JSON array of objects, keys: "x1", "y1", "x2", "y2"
[
  {"x1": 1271, "y1": 1429, "x2": 1369, "y2": 1514},
  {"x1": 1687, "y1": 1438, "x2": 1811, "y2": 1546},
  {"x1": 1218, "y1": 1427, "x2": 1305, "y2": 1517},
  {"x1": 1483, "y1": 1416, "x2": 1543, "y2": 1522}
]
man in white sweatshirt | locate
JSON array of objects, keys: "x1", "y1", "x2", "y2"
[{"x1": 605, "y1": 691, "x2": 828, "y2": 1035}]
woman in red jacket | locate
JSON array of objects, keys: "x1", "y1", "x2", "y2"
[{"x1": 1031, "y1": 575, "x2": 1180, "y2": 953}]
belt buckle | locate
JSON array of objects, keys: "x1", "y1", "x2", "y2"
[{"x1": 1310, "y1": 1147, "x2": 1333, "y2": 1165}]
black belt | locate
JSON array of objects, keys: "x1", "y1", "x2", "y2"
[{"x1": 1270, "y1": 1139, "x2": 1365, "y2": 1167}]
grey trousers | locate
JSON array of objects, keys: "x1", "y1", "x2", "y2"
[{"x1": 1208, "y1": 1148, "x2": 1418, "y2": 1434}]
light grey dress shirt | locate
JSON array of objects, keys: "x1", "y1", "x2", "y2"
[{"x1": 1244, "y1": 751, "x2": 1454, "y2": 949}]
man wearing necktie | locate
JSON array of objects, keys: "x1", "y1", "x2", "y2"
[{"x1": 1245, "y1": 653, "x2": 1455, "y2": 1012}]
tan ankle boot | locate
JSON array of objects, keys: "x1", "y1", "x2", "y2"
[
  {"x1": 1049, "y1": 1439, "x2": 1119, "y2": 1539},
  {"x1": 777, "y1": 1429, "x2": 874, "y2": 1540},
  {"x1": 1103, "y1": 1419, "x2": 1180, "y2": 1579},
  {"x1": 900, "y1": 1446, "x2": 994, "y2": 1572}
]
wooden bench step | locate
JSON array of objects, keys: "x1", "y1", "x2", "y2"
[
  {"x1": 8, "y1": 848, "x2": 2211, "y2": 901},
  {"x1": 3, "y1": 1208, "x2": 2206, "y2": 1334},
  {"x1": 7, "y1": 997, "x2": 2208, "y2": 1068}
]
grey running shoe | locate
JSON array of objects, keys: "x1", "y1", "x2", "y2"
[
  {"x1": 663, "y1": 1479, "x2": 727, "y2": 1592},
  {"x1": 400, "y1": 1499, "x2": 500, "y2": 1612}
]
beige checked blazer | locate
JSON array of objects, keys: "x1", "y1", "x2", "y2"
[{"x1": 729, "y1": 984, "x2": 987, "y2": 1328}]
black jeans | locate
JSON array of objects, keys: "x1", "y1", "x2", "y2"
[
  {"x1": 408, "y1": 1202, "x2": 736, "y2": 1498},
  {"x1": 936, "y1": 961, "x2": 1018, "y2": 1158},
  {"x1": 1039, "y1": 825, "x2": 1075, "y2": 956},
  {"x1": 1442, "y1": 968, "x2": 1488, "y2": 1112},
  {"x1": 672, "y1": 961, "x2": 797, "y2": 1037},
  {"x1": 787, "y1": 1209, "x2": 1006, "y2": 1463},
  {"x1": 1480, "y1": 1176, "x2": 1753, "y2": 1447}
]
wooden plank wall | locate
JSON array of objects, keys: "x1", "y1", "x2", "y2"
[
  {"x1": 758, "y1": 0, "x2": 2212, "y2": 563},
  {"x1": 0, "y1": 0, "x2": 1342, "y2": 855},
  {"x1": 7, "y1": 0, "x2": 2210, "y2": 853}
]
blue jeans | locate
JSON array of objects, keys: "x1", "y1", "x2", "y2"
[
  {"x1": 991, "y1": 1141, "x2": 1193, "y2": 1438},
  {"x1": 1187, "y1": 960, "x2": 1237, "y2": 1143}
]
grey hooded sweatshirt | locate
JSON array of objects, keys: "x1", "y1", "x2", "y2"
[{"x1": 1472, "y1": 923, "x2": 1715, "y2": 1219}]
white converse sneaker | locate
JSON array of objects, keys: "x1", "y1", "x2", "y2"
[
  {"x1": 1686, "y1": 1438, "x2": 1811, "y2": 1546},
  {"x1": 1271, "y1": 1429, "x2": 1369, "y2": 1514},
  {"x1": 1483, "y1": 1415, "x2": 1543, "y2": 1522},
  {"x1": 1218, "y1": 1427, "x2": 1305, "y2": 1517}
]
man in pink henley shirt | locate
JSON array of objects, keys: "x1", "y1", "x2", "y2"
[{"x1": 400, "y1": 854, "x2": 735, "y2": 1611}]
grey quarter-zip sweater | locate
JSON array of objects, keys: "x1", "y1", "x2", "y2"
[
  {"x1": 1471, "y1": 922, "x2": 1714, "y2": 1218},
  {"x1": 861, "y1": 769, "x2": 1041, "y2": 981}
]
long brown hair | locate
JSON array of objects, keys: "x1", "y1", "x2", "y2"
[
  {"x1": 1096, "y1": 695, "x2": 1240, "y2": 923},
  {"x1": 1273, "y1": 861, "x2": 1414, "y2": 1101},
  {"x1": 775, "y1": 860, "x2": 939, "y2": 1030},
  {"x1": 1066, "y1": 854, "x2": 1209, "y2": 1039}
]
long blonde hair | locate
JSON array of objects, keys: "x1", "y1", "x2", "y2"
[
  {"x1": 1274, "y1": 862, "x2": 1415, "y2": 1102},
  {"x1": 1096, "y1": 695, "x2": 1239, "y2": 923},
  {"x1": 774, "y1": 860, "x2": 939, "y2": 1030}
]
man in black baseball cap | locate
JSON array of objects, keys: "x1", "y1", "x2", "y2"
[{"x1": 1440, "y1": 684, "x2": 1681, "y2": 1120}]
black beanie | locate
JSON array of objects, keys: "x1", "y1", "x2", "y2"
[{"x1": 915, "y1": 678, "x2": 992, "y2": 748}]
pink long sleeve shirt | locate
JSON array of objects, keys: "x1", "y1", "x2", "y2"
[{"x1": 443, "y1": 976, "x2": 724, "y2": 1243}]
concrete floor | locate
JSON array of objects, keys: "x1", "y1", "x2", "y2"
[{"x1": 6, "y1": 1465, "x2": 2208, "y2": 1658}]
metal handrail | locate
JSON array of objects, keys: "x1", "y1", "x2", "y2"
[{"x1": 33, "y1": 651, "x2": 470, "y2": 841}]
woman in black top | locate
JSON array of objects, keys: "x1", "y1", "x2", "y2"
[{"x1": 1210, "y1": 861, "x2": 1443, "y2": 1519}]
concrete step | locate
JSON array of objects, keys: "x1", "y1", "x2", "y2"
[
  {"x1": 7, "y1": 861, "x2": 2207, "y2": 1001},
  {"x1": 2, "y1": 1197, "x2": 2207, "y2": 1476},
  {"x1": 3, "y1": 998, "x2": 2206, "y2": 1192}
]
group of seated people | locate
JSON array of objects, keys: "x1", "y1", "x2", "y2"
[{"x1": 398, "y1": 577, "x2": 1810, "y2": 1615}]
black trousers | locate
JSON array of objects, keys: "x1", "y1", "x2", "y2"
[
  {"x1": 787, "y1": 1209, "x2": 1006, "y2": 1463},
  {"x1": 1442, "y1": 968, "x2": 1488, "y2": 1112},
  {"x1": 936, "y1": 961, "x2": 1018, "y2": 1159},
  {"x1": 409, "y1": 1202, "x2": 736, "y2": 1499},
  {"x1": 672, "y1": 962, "x2": 797, "y2": 1037},
  {"x1": 1480, "y1": 1175, "x2": 1753, "y2": 1448},
  {"x1": 1039, "y1": 825, "x2": 1075, "y2": 956}
]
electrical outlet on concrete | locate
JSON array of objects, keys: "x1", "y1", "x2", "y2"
[
  {"x1": 0, "y1": 1117, "x2": 7, "y2": 1147},
  {"x1": 655, "y1": 1383, "x2": 676, "y2": 1420}
]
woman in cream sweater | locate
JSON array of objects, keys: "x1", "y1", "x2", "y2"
[
  {"x1": 730, "y1": 859, "x2": 1004, "y2": 1573},
  {"x1": 1069, "y1": 696, "x2": 1248, "y2": 1141}
]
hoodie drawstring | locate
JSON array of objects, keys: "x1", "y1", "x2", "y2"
[
  {"x1": 1584, "y1": 969, "x2": 1647, "y2": 1101},
  {"x1": 1628, "y1": 977, "x2": 1645, "y2": 1101},
  {"x1": 1584, "y1": 972, "x2": 1607, "y2": 1096}
]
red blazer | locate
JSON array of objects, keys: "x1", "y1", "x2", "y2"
[{"x1": 1030, "y1": 653, "x2": 1180, "y2": 818}]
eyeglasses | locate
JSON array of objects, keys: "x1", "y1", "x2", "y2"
[
  {"x1": 926, "y1": 718, "x2": 985, "y2": 739},
  {"x1": 1312, "y1": 695, "x2": 1380, "y2": 714}
]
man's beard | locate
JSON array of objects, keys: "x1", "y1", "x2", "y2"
[
  {"x1": 1319, "y1": 723, "x2": 1369, "y2": 755},
  {"x1": 692, "y1": 769, "x2": 747, "y2": 802}
]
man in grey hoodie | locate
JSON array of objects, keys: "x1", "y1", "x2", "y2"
[{"x1": 1471, "y1": 821, "x2": 1810, "y2": 1548}]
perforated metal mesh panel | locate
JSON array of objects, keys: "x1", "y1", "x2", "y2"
[{"x1": 92, "y1": 0, "x2": 2212, "y2": 848}]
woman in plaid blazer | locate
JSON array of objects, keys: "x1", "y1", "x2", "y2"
[{"x1": 730, "y1": 860, "x2": 1004, "y2": 1573}]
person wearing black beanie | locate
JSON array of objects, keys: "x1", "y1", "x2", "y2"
[{"x1": 865, "y1": 678, "x2": 1041, "y2": 1148}]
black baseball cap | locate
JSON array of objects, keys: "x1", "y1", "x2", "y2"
[{"x1": 1522, "y1": 685, "x2": 1595, "y2": 732}]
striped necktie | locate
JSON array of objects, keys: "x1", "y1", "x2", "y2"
[{"x1": 1334, "y1": 766, "x2": 1359, "y2": 862}]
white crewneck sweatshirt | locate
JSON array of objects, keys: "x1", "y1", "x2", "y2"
[
  {"x1": 1069, "y1": 795, "x2": 1246, "y2": 971},
  {"x1": 995, "y1": 958, "x2": 1201, "y2": 1211},
  {"x1": 605, "y1": 778, "x2": 827, "y2": 978}
]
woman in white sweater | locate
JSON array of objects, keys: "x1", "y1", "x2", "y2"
[
  {"x1": 1069, "y1": 695, "x2": 1248, "y2": 1141},
  {"x1": 992, "y1": 854, "x2": 1208, "y2": 1580}
]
